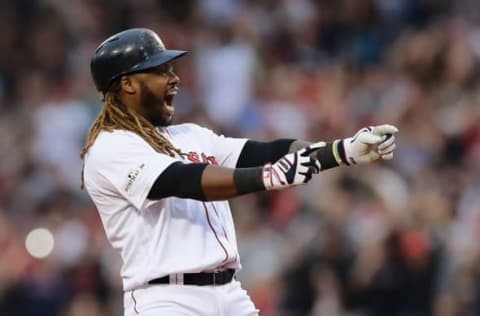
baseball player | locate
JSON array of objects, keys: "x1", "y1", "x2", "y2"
[{"x1": 81, "y1": 28, "x2": 398, "y2": 316}]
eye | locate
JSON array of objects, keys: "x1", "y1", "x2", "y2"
[
  {"x1": 156, "y1": 66, "x2": 166, "y2": 74},
  {"x1": 150, "y1": 64, "x2": 174, "y2": 77},
  {"x1": 164, "y1": 64, "x2": 174, "y2": 73}
]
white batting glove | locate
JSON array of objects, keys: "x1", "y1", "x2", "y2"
[
  {"x1": 342, "y1": 124, "x2": 398, "y2": 165},
  {"x1": 262, "y1": 144, "x2": 323, "y2": 190}
]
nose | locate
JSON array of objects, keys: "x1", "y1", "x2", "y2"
[{"x1": 168, "y1": 70, "x2": 180, "y2": 85}]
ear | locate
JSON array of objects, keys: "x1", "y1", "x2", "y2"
[{"x1": 119, "y1": 75, "x2": 137, "y2": 95}]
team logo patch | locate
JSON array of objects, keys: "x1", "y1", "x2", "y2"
[{"x1": 123, "y1": 163, "x2": 145, "y2": 193}]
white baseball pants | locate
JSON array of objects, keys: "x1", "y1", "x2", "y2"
[{"x1": 124, "y1": 280, "x2": 259, "y2": 316}]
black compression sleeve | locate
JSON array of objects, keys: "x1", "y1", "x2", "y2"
[
  {"x1": 147, "y1": 162, "x2": 208, "y2": 200},
  {"x1": 236, "y1": 139, "x2": 295, "y2": 168}
]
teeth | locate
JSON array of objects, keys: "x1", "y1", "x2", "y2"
[{"x1": 167, "y1": 86, "x2": 178, "y2": 96}]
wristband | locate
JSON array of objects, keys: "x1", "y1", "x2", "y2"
[
  {"x1": 316, "y1": 141, "x2": 343, "y2": 170},
  {"x1": 233, "y1": 167, "x2": 265, "y2": 194},
  {"x1": 336, "y1": 139, "x2": 350, "y2": 166}
]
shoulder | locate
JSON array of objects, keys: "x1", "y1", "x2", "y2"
[
  {"x1": 165, "y1": 123, "x2": 217, "y2": 137},
  {"x1": 85, "y1": 130, "x2": 151, "y2": 164}
]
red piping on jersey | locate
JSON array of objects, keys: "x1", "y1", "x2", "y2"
[
  {"x1": 202, "y1": 202, "x2": 229, "y2": 264},
  {"x1": 131, "y1": 290, "x2": 139, "y2": 315},
  {"x1": 211, "y1": 202, "x2": 229, "y2": 241}
]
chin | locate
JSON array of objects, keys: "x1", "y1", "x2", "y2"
[
  {"x1": 158, "y1": 120, "x2": 172, "y2": 127},
  {"x1": 152, "y1": 115, "x2": 173, "y2": 127}
]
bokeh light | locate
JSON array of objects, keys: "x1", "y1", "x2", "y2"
[{"x1": 25, "y1": 228, "x2": 55, "y2": 259}]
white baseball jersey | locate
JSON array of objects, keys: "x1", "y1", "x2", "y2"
[{"x1": 83, "y1": 123, "x2": 248, "y2": 291}]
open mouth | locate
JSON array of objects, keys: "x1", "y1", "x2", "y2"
[
  {"x1": 165, "y1": 94, "x2": 174, "y2": 107},
  {"x1": 164, "y1": 87, "x2": 178, "y2": 107}
]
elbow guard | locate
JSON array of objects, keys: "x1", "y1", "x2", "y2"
[{"x1": 148, "y1": 162, "x2": 208, "y2": 201}]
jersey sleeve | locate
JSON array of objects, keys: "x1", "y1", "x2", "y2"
[
  {"x1": 84, "y1": 131, "x2": 179, "y2": 211},
  {"x1": 190, "y1": 124, "x2": 248, "y2": 168}
]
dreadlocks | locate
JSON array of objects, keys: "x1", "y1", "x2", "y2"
[{"x1": 80, "y1": 83, "x2": 183, "y2": 189}]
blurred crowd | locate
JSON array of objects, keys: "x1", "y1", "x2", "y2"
[{"x1": 1, "y1": 0, "x2": 480, "y2": 315}]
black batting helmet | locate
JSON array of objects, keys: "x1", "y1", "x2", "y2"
[{"x1": 90, "y1": 28, "x2": 187, "y2": 93}]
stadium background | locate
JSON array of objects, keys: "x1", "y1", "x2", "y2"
[{"x1": 1, "y1": 0, "x2": 480, "y2": 315}]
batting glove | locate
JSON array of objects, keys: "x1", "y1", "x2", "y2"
[
  {"x1": 341, "y1": 124, "x2": 398, "y2": 165},
  {"x1": 262, "y1": 144, "x2": 323, "y2": 190}
]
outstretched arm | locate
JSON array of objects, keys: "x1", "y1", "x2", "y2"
[
  {"x1": 148, "y1": 124, "x2": 398, "y2": 201},
  {"x1": 148, "y1": 144, "x2": 322, "y2": 201},
  {"x1": 236, "y1": 124, "x2": 397, "y2": 168}
]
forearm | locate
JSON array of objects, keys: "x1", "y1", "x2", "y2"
[
  {"x1": 236, "y1": 139, "x2": 295, "y2": 168},
  {"x1": 148, "y1": 162, "x2": 265, "y2": 201},
  {"x1": 236, "y1": 139, "x2": 331, "y2": 167},
  {"x1": 202, "y1": 165, "x2": 264, "y2": 200}
]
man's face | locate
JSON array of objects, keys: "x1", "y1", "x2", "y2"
[{"x1": 136, "y1": 62, "x2": 180, "y2": 126}]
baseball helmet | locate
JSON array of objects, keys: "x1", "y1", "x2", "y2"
[{"x1": 90, "y1": 28, "x2": 187, "y2": 93}]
